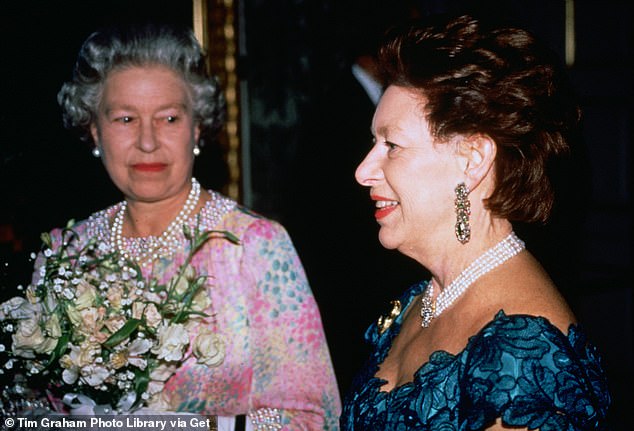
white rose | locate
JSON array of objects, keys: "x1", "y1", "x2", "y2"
[
  {"x1": 68, "y1": 342, "x2": 101, "y2": 368},
  {"x1": 79, "y1": 307, "x2": 102, "y2": 334},
  {"x1": 152, "y1": 324, "x2": 189, "y2": 362},
  {"x1": 171, "y1": 265, "x2": 197, "y2": 296},
  {"x1": 65, "y1": 304, "x2": 83, "y2": 327},
  {"x1": 12, "y1": 315, "x2": 57, "y2": 357},
  {"x1": 44, "y1": 313, "x2": 62, "y2": 338},
  {"x1": 74, "y1": 281, "x2": 98, "y2": 310},
  {"x1": 149, "y1": 363, "x2": 177, "y2": 382},
  {"x1": 143, "y1": 303, "x2": 162, "y2": 329},
  {"x1": 192, "y1": 327, "x2": 225, "y2": 367},
  {"x1": 126, "y1": 338, "x2": 153, "y2": 369},
  {"x1": 104, "y1": 315, "x2": 126, "y2": 334},
  {"x1": 106, "y1": 286, "x2": 123, "y2": 309},
  {"x1": 80, "y1": 364, "x2": 110, "y2": 387},
  {"x1": 191, "y1": 289, "x2": 211, "y2": 313},
  {"x1": 143, "y1": 291, "x2": 162, "y2": 304},
  {"x1": 131, "y1": 302, "x2": 145, "y2": 320},
  {"x1": 1, "y1": 297, "x2": 36, "y2": 320},
  {"x1": 62, "y1": 367, "x2": 79, "y2": 384}
]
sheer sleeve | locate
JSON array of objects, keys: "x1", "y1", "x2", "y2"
[
  {"x1": 460, "y1": 312, "x2": 610, "y2": 431},
  {"x1": 241, "y1": 218, "x2": 341, "y2": 431}
]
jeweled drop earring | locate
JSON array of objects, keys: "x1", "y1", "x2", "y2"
[
  {"x1": 454, "y1": 182, "x2": 471, "y2": 244},
  {"x1": 92, "y1": 147, "x2": 101, "y2": 158},
  {"x1": 193, "y1": 145, "x2": 201, "y2": 156}
]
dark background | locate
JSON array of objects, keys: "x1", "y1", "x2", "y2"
[{"x1": 1, "y1": 1, "x2": 631, "y2": 428}]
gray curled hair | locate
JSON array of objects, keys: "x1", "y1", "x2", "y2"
[{"x1": 58, "y1": 23, "x2": 225, "y2": 144}]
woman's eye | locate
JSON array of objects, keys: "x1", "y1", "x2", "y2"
[
  {"x1": 115, "y1": 116, "x2": 133, "y2": 124},
  {"x1": 385, "y1": 141, "x2": 398, "y2": 151}
]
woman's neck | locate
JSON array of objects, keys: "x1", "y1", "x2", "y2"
[{"x1": 121, "y1": 187, "x2": 209, "y2": 238}]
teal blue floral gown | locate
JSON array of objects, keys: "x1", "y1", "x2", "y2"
[{"x1": 341, "y1": 282, "x2": 610, "y2": 430}]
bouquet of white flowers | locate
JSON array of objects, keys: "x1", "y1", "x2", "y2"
[{"x1": 0, "y1": 220, "x2": 238, "y2": 415}]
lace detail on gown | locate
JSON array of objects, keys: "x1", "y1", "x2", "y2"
[{"x1": 341, "y1": 282, "x2": 611, "y2": 431}]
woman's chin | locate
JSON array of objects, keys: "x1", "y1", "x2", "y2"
[{"x1": 377, "y1": 230, "x2": 401, "y2": 251}]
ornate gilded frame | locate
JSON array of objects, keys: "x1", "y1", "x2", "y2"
[{"x1": 193, "y1": 0, "x2": 241, "y2": 201}]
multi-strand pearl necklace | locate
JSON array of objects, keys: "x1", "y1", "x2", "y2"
[
  {"x1": 420, "y1": 232, "x2": 525, "y2": 328},
  {"x1": 110, "y1": 177, "x2": 201, "y2": 265}
]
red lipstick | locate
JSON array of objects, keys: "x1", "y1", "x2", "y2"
[
  {"x1": 132, "y1": 163, "x2": 167, "y2": 172},
  {"x1": 371, "y1": 195, "x2": 399, "y2": 220},
  {"x1": 375, "y1": 205, "x2": 397, "y2": 220}
]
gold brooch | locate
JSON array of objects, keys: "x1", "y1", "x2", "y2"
[{"x1": 377, "y1": 300, "x2": 402, "y2": 335}]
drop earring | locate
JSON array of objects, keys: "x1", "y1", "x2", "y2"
[
  {"x1": 454, "y1": 182, "x2": 471, "y2": 244},
  {"x1": 193, "y1": 145, "x2": 201, "y2": 156},
  {"x1": 92, "y1": 147, "x2": 101, "y2": 158}
]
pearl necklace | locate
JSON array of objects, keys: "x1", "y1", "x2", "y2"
[
  {"x1": 110, "y1": 178, "x2": 201, "y2": 265},
  {"x1": 420, "y1": 232, "x2": 525, "y2": 328}
]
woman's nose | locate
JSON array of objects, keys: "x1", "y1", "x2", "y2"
[
  {"x1": 138, "y1": 120, "x2": 159, "y2": 152},
  {"x1": 355, "y1": 147, "x2": 383, "y2": 187}
]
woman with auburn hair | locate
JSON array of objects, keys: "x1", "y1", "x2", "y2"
[{"x1": 341, "y1": 15, "x2": 610, "y2": 430}]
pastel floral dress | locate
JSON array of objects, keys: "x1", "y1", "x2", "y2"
[
  {"x1": 40, "y1": 191, "x2": 341, "y2": 431},
  {"x1": 341, "y1": 281, "x2": 611, "y2": 430}
]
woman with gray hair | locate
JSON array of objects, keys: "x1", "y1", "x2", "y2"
[{"x1": 48, "y1": 23, "x2": 340, "y2": 429}]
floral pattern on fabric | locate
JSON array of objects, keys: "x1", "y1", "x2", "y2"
[
  {"x1": 37, "y1": 192, "x2": 341, "y2": 431},
  {"x1": 341, "y1": 282, "x2": 610, "y2": 431}
]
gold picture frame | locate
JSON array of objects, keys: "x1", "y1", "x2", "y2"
[{"x1": 193, "y1": 0, "x2": 241, "y2": 201}]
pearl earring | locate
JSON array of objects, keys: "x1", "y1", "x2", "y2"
[
  {"x1": 193, "y1": 145, "x2": 201, "y2": 156},
  {"x1": 92, "y1": 147, "x2": 101, "y2": 158}
]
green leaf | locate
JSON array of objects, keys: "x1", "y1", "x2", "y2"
[
  {"x1": 103, "y1": 319, "x2": 142, "y2": 348},
  {"x1": 182, "y1": 223, "x2": 192, "y2": 239},
  {"x1": 46, "y1": 333, "x2": 70, "y2": 368},
  {"x1": 40, "y1": 232, "x2": 52, "y2": 249},
  {"x1": 133, "y1": 367, "x2": 150, "y2": 408}
]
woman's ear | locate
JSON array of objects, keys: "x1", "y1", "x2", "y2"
[
  {"x1": 456, "y1": 134, "x2": 496, "y2": 190},
  {"x1": 194, "y1": 124, "x2": 201, "y2": 144},
  {"x1": 90, "y1": 123, "x2": 100, "y2": 145}
]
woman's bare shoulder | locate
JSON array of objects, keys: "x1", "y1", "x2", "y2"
[{"x1": 472, "y1": 251, "x2": 577, "y2": 334}]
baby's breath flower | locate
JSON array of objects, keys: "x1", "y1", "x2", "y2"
[{"x1": 44, "y1": 249, "x2": 53, "y2": 257}]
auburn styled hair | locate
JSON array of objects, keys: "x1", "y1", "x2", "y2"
[{"x1": 378, "y1": 15, "x2": 580, "y2": 223}]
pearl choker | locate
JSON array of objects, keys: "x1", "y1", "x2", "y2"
[
  {"x1": 420, "y1": 232, "x2": 525, "y2": 328},
  {"x1": 110, "y1": 177, "x2": 201, "y2": 265}
]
